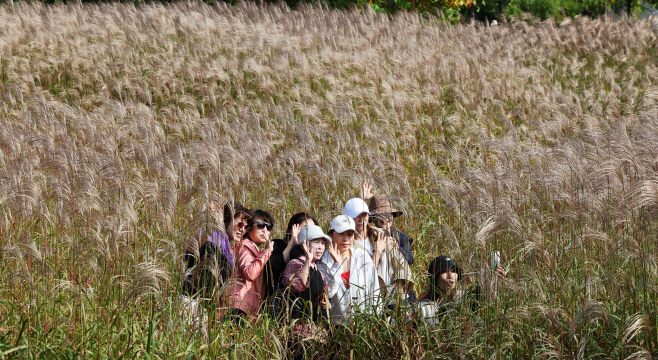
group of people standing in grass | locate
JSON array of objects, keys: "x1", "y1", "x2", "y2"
[{"x1": 180, "y1": 181, "x2": 506, "y2": 357}]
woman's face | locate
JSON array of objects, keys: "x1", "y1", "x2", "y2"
[
  {"x1": 373, "y1": 213, "x2": 393, "y2": 230},
  {"x1": 353, "y1": 213, "x2": 369, "y2": 233},
  {"x1": 247, "y1": 217, "x2": 272, "y2": 244},
  {"x1": 331, "y1": 230, "x2": 355, "y2": 252},
  {"x1": 230, "y1": 213, "x2": 248, "y2": 242},
  {"x1": 436, "y1": 269, "x2": 459, "y2": 293},
  {"x1": 307, "y1": 238, "x2": 326, "y2": 262}
]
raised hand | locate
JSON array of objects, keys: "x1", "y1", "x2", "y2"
[
  {"x1": 327, "y1": 242, "x2": 343, "y2": 264},
  {"x1": 290, "y1": 223, "x2": 302, "y2": 246},
  {"x1": 267, "y1": 240, "x2": 274, "y2": 253},
  {"x1": 374, "y1": 231, "x2": 386, "y2": 256},
  {"x1": 283, "y1": 223, "x2": 303, "y2": 263},
  {"x1": 359, "y1": 179, "x2": 375, "y2": 200},
  {"x1": 302, "y1": 241, "x2": 313, "y2": 260}
]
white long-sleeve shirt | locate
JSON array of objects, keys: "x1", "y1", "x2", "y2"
[
  {"x1": 318, "y1": 247, "x2": 382, "y2": 323},
  {"x1": 354, "y1": 237, "x2": 390, "y2": 286}
]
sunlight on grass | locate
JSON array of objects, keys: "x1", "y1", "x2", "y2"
[{"x1": 1, "y1": 1, "x2": 658, "y2": 358}]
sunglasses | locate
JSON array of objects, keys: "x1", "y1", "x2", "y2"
[
  {"x1": 374, "y1": 214, "x2": 393, "y2": 222},
  {"x1": 234, "y1": 220, "x2": 246, "y2": 229},
  {"x1": 255, "y1": 221, "x2": 273, "y2": 231}
]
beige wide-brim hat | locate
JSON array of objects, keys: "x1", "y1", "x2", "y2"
[{"x1": 369, "y1": 195, "x2": 403, "y2": 218}]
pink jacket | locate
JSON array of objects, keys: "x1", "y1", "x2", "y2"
[{"x1": 224, "y1": 238, "x2": 272, "y2": 316}]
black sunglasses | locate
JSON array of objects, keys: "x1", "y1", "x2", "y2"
[
  {"x1": 372, "y1": 213, "x2": 393, "y2": 222},
  {"x1": 255, "y1": 221, "x2": 273, "y2": 231}
]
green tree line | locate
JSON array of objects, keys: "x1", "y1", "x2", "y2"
[
  {"x1": 11, "y1": 0, "x2": 658, "y2": 25},
  {"x1": 474, "y1": 0, "x2": 658, "y2": 22}
]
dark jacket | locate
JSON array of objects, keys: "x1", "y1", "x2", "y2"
[
  {"x1": 182, "y1": 235, "x2": 231, "y2": 298},
  {"x1": 390, "y1": 228, "x2": 414, "y2": 266},
  {"x1": 263, "y1": 238, "x2": 288, "y2": 298}
]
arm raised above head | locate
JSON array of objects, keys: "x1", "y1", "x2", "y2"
[{"x1": 359, "y1": 179, "x2": 375, "y2": 200}]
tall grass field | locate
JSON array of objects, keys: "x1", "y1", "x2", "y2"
[{"x1": 1, "y1": 1, "x2": 658, "y2": 358}]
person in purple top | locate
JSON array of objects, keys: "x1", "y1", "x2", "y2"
[{"x1": 181, "y1": 201, "x2": 252, "y2": 299}]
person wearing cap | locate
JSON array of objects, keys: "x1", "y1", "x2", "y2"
[
  {"x1": 265, "y1": 212, "x2": 318, "y2": 304},
  {"x1": 343, "y1": 197, "x2": 388, "y2": 280},
  {"x1": 223, "y1": 209, "x2": 276, "y2": 322},
  {"x1": 344, "y1": 197, "x2": 412, "y2": 301},
  {"x1": 367, "y1": 194, "x2": 416, "y2": 302},
  {"x1": 365, "y1": 192, "x2": 415, "y2": 268},
  {"x1": 319, "y1": 215, "x2": 382, "y2": 323},
  {"x1": 281, "y1": 225, "x2": 332, "y2": 358},
  {"x1": 416, "y1": 256, "x2": 505, "y2": 325},
  {"x1": 416, "y1": 256, "x2": 470, "y2": 325}
]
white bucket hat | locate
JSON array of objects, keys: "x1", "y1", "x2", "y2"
[
  {"x1": 343, "y1": 198, "x2": 371, "y2": 219},
  {"x1": 298, "y1": 225, "x2": 332, "y2": 247},
  {"x1": 329, "y1": 215, "x2": 356, "y2": 234}
]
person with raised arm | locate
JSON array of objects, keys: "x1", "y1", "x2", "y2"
[
  {"x1": 319, "y1": 215, "x2": 382, "y2": 323},
  {"x1": 223, "y1": 209, "x2": 275, "y2": 323},
  {"x1": 281, "y1": 225, "x2": 332, "y2": 359},
  {"x1": 360, "y1": 180, "x2": 415, "y2": 267},
  {"x1": 358, "y1": 180, "x2": 416, "y2": 305},
  {"x1": 265, "y1": 213, "x2": 318, "y2": 302},
  {"x1": 343, "y1": 195, "x2": 414, "y2": 306},
  {"x1": 342, "y1": 197, "x2": 387, "y2": 282}
]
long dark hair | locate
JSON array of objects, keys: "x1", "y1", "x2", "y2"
[
  {"x1": 420, "y1": 267, "x2": 463, "y2": 302},
  {"x1": 223, "y1": 201, "x2": 250, "y2": 232},
  {"x1": 289, "y1": 245, "x2": 306, "y2": 262},
  {"x1": 284, "y1": 212, "x2": 317, "y2": 243}
]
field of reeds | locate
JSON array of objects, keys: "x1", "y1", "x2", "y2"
[{"x1": 2, "y1": 1, "x2": 658, "y2": 358}]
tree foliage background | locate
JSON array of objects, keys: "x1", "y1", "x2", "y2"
[{"x1": 15, "y1": 0, "x2": 658, "y2": 22}]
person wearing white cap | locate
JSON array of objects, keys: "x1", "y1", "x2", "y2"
[
  {"x1": 319, "y1": 215, "x2": 382, "y2": 323},
  {"x1": 343, "y1": 198, "x2": 392, "y2": 291},
  {"x1": 281, "y1": 225, "x2": 332, "y2": 357}
]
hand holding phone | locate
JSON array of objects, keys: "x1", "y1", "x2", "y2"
[
  {"x1": 491, "y1": 251, "x2": 500, "y2": 271},
  {"x1": 491, "y1": 251, "x2": 507, "y2": 279}
]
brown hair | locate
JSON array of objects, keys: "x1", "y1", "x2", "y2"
[{"x1": 223, "y1": 201, "x2": 251, "y2": 230}]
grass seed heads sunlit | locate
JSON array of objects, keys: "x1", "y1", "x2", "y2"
[{"x1": 1, "y1": 1, "x2": 658, "y2": 358}]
